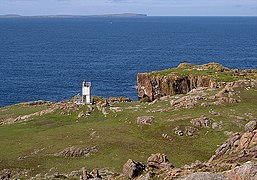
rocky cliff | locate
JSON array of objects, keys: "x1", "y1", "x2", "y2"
[
  {"x1": 137, "y1": 62, "x2": 256, "y2": 101},
  {"x1": 138, "y1": 73, "x2": 216, "y2": 101}
]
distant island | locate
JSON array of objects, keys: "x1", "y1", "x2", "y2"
[{"x1": 0, "y1": 13, "x2": 147, "y2": 18}]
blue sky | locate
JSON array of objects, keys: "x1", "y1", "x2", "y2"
[{"x1": 1, "y1": 0, "x2": 257, "y2": 16}]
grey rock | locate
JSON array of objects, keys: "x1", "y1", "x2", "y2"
[
  {"x1": 173, "y1": 126, "x2": 184, "y2": 136},
  {"x1": 185, "y1": 126, "x2": 197, "y2": 136},
  {"x1": 55, "y1": 146, "x2": 97, "y2": 157},
  {"x1": 136, "y1": 116, "x2": 154, "y2": 125},
  {"x1": 123, "y1": 159, "x2": 145, "y2": 178},
  {"x1": 147, "y1": 153, "x2": 174, "y2": 170},
  {"x1": 223, "y1": 162, "x2": 257, "y2": 180},
  {"x1": 179, "y1": 172, "x2": 228, "y2": 180},
  {"x1": 245, "y1": 121, "x2": 257, "y2": 132},
  {"x1": 212, "y1": 121, "x2": 223, "y2": 130},
  {"x1": 78, "y1": 111, "x2": 86, "y2": 118},
  {"x1": 191, "y1": 116, "x2": 212, "y2": 128}
]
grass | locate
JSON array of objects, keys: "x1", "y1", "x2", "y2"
[
  {"x1": 0, "y1": 104, "x2": 49, "y2": 121},
  {"x1": 149, "y1": 66, "x2": 239, "y2": 82},
  {"x1": 0, "y1": 86, "x2": 256, "y2": 177}
]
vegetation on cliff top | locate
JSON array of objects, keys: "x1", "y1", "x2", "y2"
[{"x1": 149, "y1": 62, "x2": 256, "y2": 82}]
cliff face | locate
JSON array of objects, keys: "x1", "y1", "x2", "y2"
[
  {"x1": 137, "y1": 74, "x2": 215, "y2": 101},
  {"x1": 137, "y1": 62, "x2": 245, "y2": 101}
]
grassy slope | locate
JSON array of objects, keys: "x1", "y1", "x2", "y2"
[{"x1": 0, "y1": 87, "x2": 256, "y2": 177}]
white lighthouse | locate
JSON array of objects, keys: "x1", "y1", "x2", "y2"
[{"x1": 82, "y1": 80, "x2": 93, "y2": 104}]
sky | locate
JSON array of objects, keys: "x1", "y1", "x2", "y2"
[{"x1": 0, "y1": 0, "x2": 257, "y2": 16}]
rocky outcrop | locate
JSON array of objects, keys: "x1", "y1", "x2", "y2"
[
  {"x1": 78, "y1": 111, "x2": 90, "y2": 118},
  {"x1": 123, "y1": 159, "x2": 146, "y2": 178},
  {"x1": 55, "y1": 146, "x2": 97, "y2": 157},
  {"x1": 245, "y1": 121, "x2": 257, "y2": 132},
  {"x1": 212, "y1": 121, "x2": 223, "y2": 130},
  {"x1": 137, "y1": 73, "x2": 214, "y2": 101},
  {"x1": 208, "y1": 121, "x2": 257, "y2": 164},
  {"x1": 0, "y1": 102, "x2": 82, "y2": 125},
  {"x1": 122, "y1": 153, "x2": 173, "y2": 179},
  {"x1": 0, "y1": 108, "x2": 56, "y2": 125},
  {"x1": 191, "y1": 116, "x2": 212, "y2": 128},
  {"x1": 173, "y1": 126, "x2": 198, "y2": 136},
  {"x1": 20, "y1": 100, "x2": 52, "y2": 106},
  {"x1": 223, "y1": 162, "x2": 257, "y2": 180},
  {"x1": 170, "y1": 94, "x2": 204, "y2": 109},
  {"x1": 0, "y1": 169, "x2": 28, "y2": 180},
  {"x1": 147, "y1": 153, "x2": 174, "y2": 170},
  {"x1": 96, "y1": 97, "x2": 132, "y2": 106}
]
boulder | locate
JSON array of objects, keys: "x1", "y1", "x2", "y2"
[
  {"x1": 223, "y1": 162, "x2": 257, "y2": 180},
  {"x1": 184, "y1": 126, "x2": 197, "y2": 136},
  {"x1": 178, "y1": 172, "x2": 228, "y2": 180},
  {"x1": 110, "y1": 107, "x2": 123, "y2": 113},
  {"x1": 245, "y1": 121, "x2": 257, "y2": 132},
  {"x1": 147, "y1": 153, "x2": 174, "y2": 170},
  {"x1": 212, "y1": 121, "x2": 223, "y2": 130},
  {"x1": 123, "y1": 159, "x2": 146, "y2": 178},
  {"x1": 80, "y1": 168, "x2": 94, "y2": 180},
  {"x1": 78, "y1": 111, "x2": 86, "y2": 118},
  {"x1": 91, "y1": 169, "x2": 102, "y2": 179},
  {"x1": 136, "y1": 116, "x2": 154, "y2": 125},
  {"x1": 191, "y1": 116, "x2": 212, "y2": 128},
  {"x1": 210, "y1": 110, "x2": 220, "y2": 116},
  {"x1": 88, "y1": 105, "x2": 94, "y2": 112},
  {"x1": 173, "y1": 126, "x2": 184, "y2": 136},
  {"x1": 162, "y1": 133, "x2": 173, "y2": 141}
]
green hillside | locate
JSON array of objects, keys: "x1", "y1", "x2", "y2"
[{"x1": 0, "y1": 82, "x2": 256, "y2": 178}]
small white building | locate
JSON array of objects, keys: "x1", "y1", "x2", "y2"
[{"x1": 82, "y1": 80, "x2": 93, "y2": 104}]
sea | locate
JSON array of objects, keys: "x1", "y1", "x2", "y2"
[{"x1": 0, "y1": 16, "x2": 257, "y2": 107}]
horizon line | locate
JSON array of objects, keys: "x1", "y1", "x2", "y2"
[{"x1": 1, "y1": 14, "x2": 257, "y2": 17}]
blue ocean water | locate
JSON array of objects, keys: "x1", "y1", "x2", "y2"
[{"x1": 0, "y1": 17, "x2": 257, "y2": 107}]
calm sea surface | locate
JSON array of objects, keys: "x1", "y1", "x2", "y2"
[{"x1": 0, "y1": 17, "x2": 257, "y2": 107}]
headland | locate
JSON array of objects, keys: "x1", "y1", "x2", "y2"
[{"x1": 0, "y1": 62, "x2": 256, "y2": 179}]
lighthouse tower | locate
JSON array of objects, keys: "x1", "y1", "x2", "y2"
[{"x1": 82, "y1": 80, "x2": 93, "y2": 104}]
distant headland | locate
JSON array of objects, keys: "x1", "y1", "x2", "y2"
[{"x1": 0, "y1": 13, "x2": 147, "y2": 18}]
